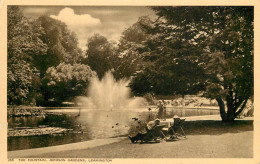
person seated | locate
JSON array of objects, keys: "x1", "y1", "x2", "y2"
[
  {"x1": 167, "y1": 115, "x2": 186, "y2": 139},
  {"x1": 128, "y1": 119, "x2": 161, "y2": 143}
]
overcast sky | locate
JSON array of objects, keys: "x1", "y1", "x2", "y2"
[{"x1": 20, "y1": 6, "x2": 156, "y2": 50}]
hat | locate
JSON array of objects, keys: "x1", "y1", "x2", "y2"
[
  {"x1": 173, "y1": 115, "x2": 179, "y2": 119},
  {"x1": 155, "y1": 119, "x2": 160, "y2": 122}
]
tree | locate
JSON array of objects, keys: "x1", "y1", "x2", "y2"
[
  {"x1": 130, "y1": 13, "x2": 206, "y2": 97},
  {"x1": 133, "y1": 6, "x2": 253, "y2": 121},
  {"x1": 36, "y1": 16, "x2": 86, "y2": 103},
  {"x1": 36, "y1": 15, "x2": 84, "y2": 78},
  {"x1": 7, "y1": 6, "x2": 47, "y2": 105},
  {"x1": 202, "y1": 7, "x2": 254, "y2": 121},
  {"x1": 44, "y1": 63, "x2": 97, "y2": 102},
  {"x1": 84, "y1": 34, "x2": 117, "y2": 79},
  {"x1": 114, "y1": 16, "x2": 152, "y2": 80}
]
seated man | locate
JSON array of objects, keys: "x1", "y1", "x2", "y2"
[{"x1": 128, "y1": 119, "x2": 162, "y2": 143}]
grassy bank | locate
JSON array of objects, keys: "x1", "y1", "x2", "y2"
[{"x1": 9, "y1": 117, "x2": 253, "y2": 158}]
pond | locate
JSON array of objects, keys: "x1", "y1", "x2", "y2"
[{"x1": 8, "y1": 107, "x2": 219, "y2": 151}]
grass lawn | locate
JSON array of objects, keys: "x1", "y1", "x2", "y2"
[{"x1": 25, "y1": 119, "x2": 253, "y2": 158}]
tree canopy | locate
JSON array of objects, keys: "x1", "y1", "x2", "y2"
[
  {"x1": 130, "y1": 6, "x2": 253, "y2": 121},
  {"x1": 114, "y1": 16, "x2": 152, "y2": 80},
  {"x1": 44, "y1": 63, "x2": 97, "y2": 102},
  {"x1": 8, "y1": 7, "x2": 95, "y2": 105},
  {"x1": 36, "y1": 15, "x2": 84, "y2": 77},
  {"x1": 130, "y1": 9, "x2": 207, "y2": 96},
  {"x1": 7, "y1": 6, "x2": 47, "y2": 105},
  {"x1": 83, "y1": 34, "x2": 118, "y2": 79}
]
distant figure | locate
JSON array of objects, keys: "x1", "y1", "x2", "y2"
[
  {"x1": 157, "y1": 101, "x2": 163, "y2": 119},
  {"x1": 148, "y1": 107, "x2": 152, "y2": 120},
  {"x1": 162, "y1": 100, "x2": 167, "y2": 120}
]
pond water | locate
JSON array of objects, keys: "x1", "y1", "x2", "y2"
[{"x1": 8, "y1": 107, "x2": 219, "y2": 151}]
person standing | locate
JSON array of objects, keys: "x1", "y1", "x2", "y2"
[
  {"x1": 162, "y1": 100, "x2": 167, "y2": 120},
  {"x1": 157, "y1": 101, "x2": 163, "y2": 119}
]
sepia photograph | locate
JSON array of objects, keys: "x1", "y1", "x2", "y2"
[{"x1": 0, "y1": 1, "x2": 259, "y2": 162}]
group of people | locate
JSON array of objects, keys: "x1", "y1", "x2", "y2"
[
  {"x1": 128, "y1": 99, "x2": 186, "y2": 144},
  {"x1": 128, "y1": 118, "x2": 162, "y2": 143},
  {"x1": 128, "y1": 115, "x2": 183, "y2": 143}
]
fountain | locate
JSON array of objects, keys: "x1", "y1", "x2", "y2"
[
  {"x1": 76, "y1": 71, "x2": 147, "y2": 110},
  {"x1": 88, "y1": 71, "x2": 131, "y2": 110}
]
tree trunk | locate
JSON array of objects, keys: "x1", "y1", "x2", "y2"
[
  {"x1": 216, "y1": 98, "x2": 228, "y2": 121},
  {"x1": 234, "y1": 99, "x2": 248, "y2": 117},
  {"x1": 216, "y1": 97, "x2": 247, "y2": 122},
  {"x1": 226, "y1": 107, "x2": 236, "y2": 121}
]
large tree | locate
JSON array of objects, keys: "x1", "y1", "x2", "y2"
[
  {"x1": 114, "y1": 16, "x2": 152, "y2": 80},
  {"x1": 36, "y1": 15, "x2": 84, "y2": 78},
  {"x1": 7, "y1": 6, "x2": 47, "y2": 105},
  {"x1": 37, "y1": 16, "x2": 85, "y2": 103},
  {"x1": 201, "y1": 7, "x2": 254, "y2": 121},
  {"x1": 44, "y1": 63, "x2": 97, "y2": 102},
  {"x1": 84, "y1": 34, "x2": 117, "y2": 79},
  {"x1": 131, "y1": 6, "x2": 253, "y2": 121},
  {"x1": 130, "y1": 13, "x2": 206, "y2": 96}
]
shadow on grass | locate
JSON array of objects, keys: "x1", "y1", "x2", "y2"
[
  {"x1": 182, "y1": 120, "x2": 253, "y2": 136},
  {"x1": 139, "y1": 141, "x2": 161, "y2": 144}
]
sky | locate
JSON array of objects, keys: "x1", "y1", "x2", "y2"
[{"x1": 20, "y1": 6, "x2": 156, "y2": 50}]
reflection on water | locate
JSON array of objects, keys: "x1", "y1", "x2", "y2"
[{"x1": 8, "y1": 107, "x2": 219, "y2": 151}]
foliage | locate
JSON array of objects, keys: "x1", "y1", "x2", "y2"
[
  {"x1": 83, "y1": 34, "x2": 118, "y2": 79},
  {"x1": 114, "y1": 16, "x2": 152, "y2": 80},
  {"x1": 202, "y1": 7, "x2": 254, "y2": 121},
  {"x1": 36, "y1": 16, "x2": 87, "y2": 103},
  {"x1": 36, "y1": 15, "x2": 84, "y2": 77},
  {"x1": 7, "y1": 6, "x2": 47, "y2": 105},
  {"x1": 130, "y1": 13, "x2": 206, "y2": 96},
  {"x1": 132, "y1": 6, "x2": 253, "y2": 121},
  {"x1": 44, "y1": 63, "x2": 97, "y2": 101}
]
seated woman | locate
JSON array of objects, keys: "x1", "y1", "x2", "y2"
[{"x1": 128, "y1": 119, "x2": 162, "y2": 143}]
